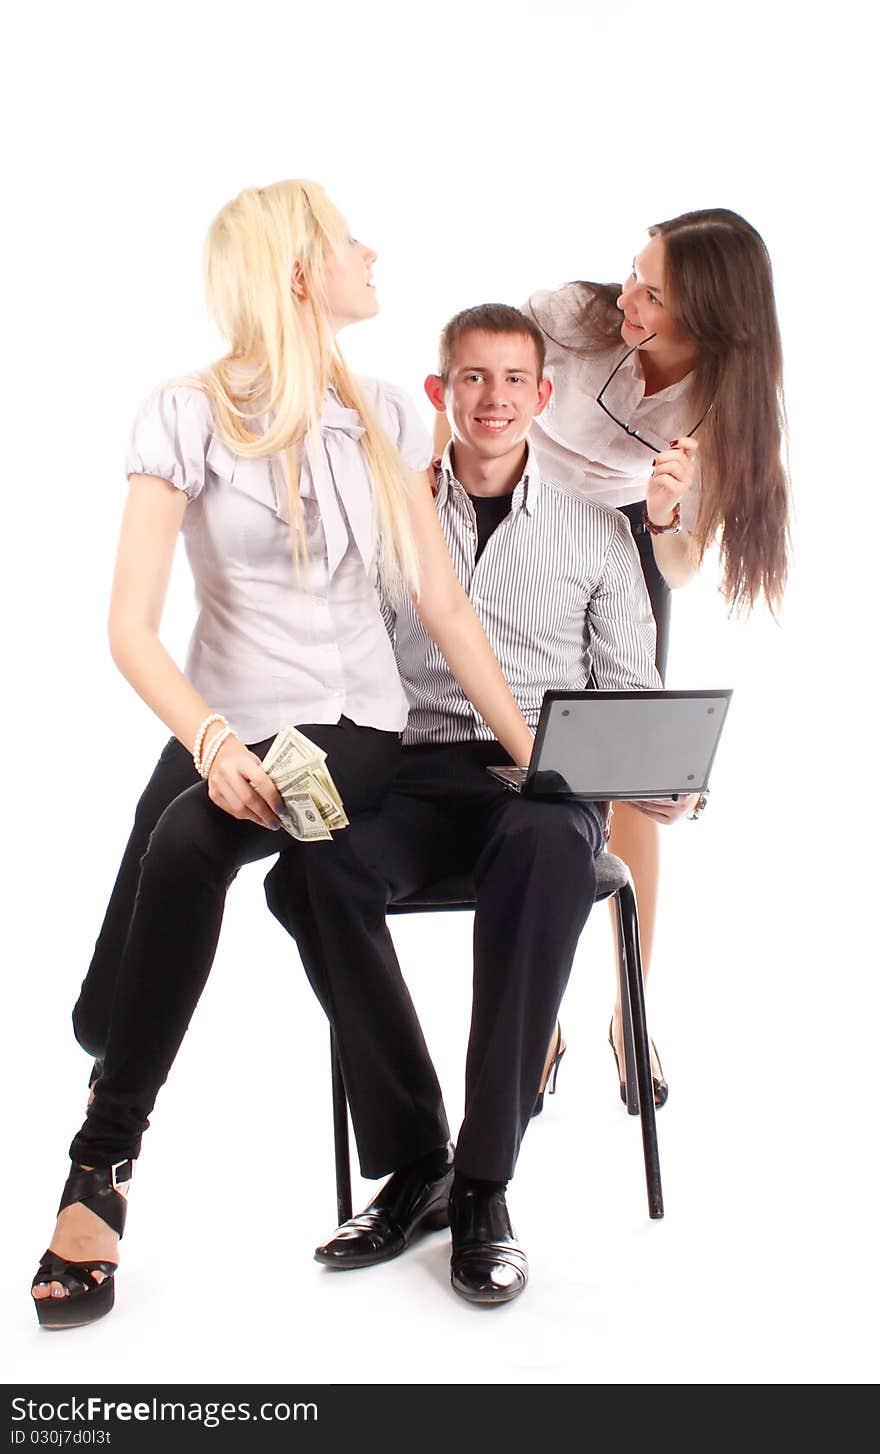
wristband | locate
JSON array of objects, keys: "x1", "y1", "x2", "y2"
[{"x1": 643, "y1": 501, "x2": 681, "y2": 536}]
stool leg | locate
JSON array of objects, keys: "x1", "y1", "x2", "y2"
[
  {"x1": 615, "y1": 882, "x2": 664, "y2": 1220},
  {"x1": 330, "y1": 1028, "x2": 353, "y2": 1225},
  {"x1": 614, "y1": 899, "x2": 640, "y2": 1117}
]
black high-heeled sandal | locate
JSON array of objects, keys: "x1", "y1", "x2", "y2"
[
  {"x1": 608, "y1": 1020, "x2": 669, "y2": 1109},
  {"x1": 32, "y1": 1159, "x2": 132, "y2": 1330},
  {"x1": 532, "y1": 1022, "x2": 566, "y2": 1117}
]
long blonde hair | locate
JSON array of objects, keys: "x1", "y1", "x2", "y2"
[{"x1": 201, "y1": 180, "x2": 420, "y2": 594}]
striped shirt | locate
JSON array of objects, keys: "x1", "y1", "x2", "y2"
[{"x1": 387, "y1": 444, "x2": 661, "y2": 746}]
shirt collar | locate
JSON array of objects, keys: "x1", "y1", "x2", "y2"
[
  {"x1": 436, "y1": 439, "x2": 543, "y2": 516},
  {"x1": 623, "y1": 347, "x2": 693, "y2": 402}
]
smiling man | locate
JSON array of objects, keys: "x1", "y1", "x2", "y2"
[{"x1": 266, "y1": 304, "x2": 671, "y2": 1306}]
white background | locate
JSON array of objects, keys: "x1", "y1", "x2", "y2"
[{"x1": 1, "y1": 0, "x2": 876, "y2": 1387}]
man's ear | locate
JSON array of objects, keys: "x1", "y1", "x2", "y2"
[
  {"x1": 291, "y1": 260, "x2": 308, "y2": 301},
  {"x1": 534, "y1": 377, "x2": 553, "y2": 417},
  {"x1": 424, "y1": 374, "x2": 447, "y2": 414}
]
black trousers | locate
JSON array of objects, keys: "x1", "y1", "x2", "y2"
[
  {"x1": 265, "y1": 742, "x2": 605, "y2": 1184},
  {"x1": 70, "y1": 719, "x2": 401, "y2": 1167}
]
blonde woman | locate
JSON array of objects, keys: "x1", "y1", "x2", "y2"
[{"x1": 31, "y1": 180, "x2": 534, "y2": 1329}]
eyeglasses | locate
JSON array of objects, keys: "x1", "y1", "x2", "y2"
[{"x1": 595, "y1": 338, "x2": 712, "y2": 454}]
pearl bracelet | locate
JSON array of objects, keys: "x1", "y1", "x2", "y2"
[
  {"x1": 193, "y1": 713, "x2": 228, "y2": 775},
  {"x1": 199, "y1": 725, "x2": 235, "y2": 781}
]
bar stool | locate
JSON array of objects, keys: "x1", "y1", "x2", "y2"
[{"x1": 329, "y1": 850, "x2": 663, "y2": 1226}]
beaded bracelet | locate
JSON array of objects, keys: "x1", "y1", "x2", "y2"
[
  {"x1": 199, "y1": 725, "x2": 235, "y2": 782},
  {"x1": 193, "y1": 713, "x2": 228, "y2": 775},
  {"x1": 642, "y1": 500, "x2": 681, "y2": 536}
]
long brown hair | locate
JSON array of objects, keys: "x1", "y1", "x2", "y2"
[
  {"x1": 651, "y1": 209, "x2": 790, "y2": 616},
  {"x1": 536, "y1": 209, "x2": 791, "y2": 615}
]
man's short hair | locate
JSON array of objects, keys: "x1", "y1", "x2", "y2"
[{"x1": 439, "y1": 303, "x2": 546, "y2": 382}]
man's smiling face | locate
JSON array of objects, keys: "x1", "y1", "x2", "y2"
[{"x1": 425, "y1": 329, "x2": 551, "y2": 463}]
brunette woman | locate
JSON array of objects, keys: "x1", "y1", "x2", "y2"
[{"x1": 526, "y1": 208, "x2": 790, "y2": 1104}]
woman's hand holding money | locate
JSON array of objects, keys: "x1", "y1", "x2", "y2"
[{"x1": 206, "y1": 734, "x2": 284, "y2": 830}]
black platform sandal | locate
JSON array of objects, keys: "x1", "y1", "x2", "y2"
[{"x1": 32, "y1": 1159, "x2": 132, "y2": 1330}]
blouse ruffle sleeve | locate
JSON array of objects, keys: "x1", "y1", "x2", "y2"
[
  {"x1": 363, "y1": 378, "x2": 433, "y2": 472},
  {"x1": 522, "y1": 289, "x2": 552, "y2": 323},
  {"x1": 125, "y1": 384, "x2": 213, "y2": 501},
  {"x1": 523, "y1": 284, "x2": 593, "y2": 349}
]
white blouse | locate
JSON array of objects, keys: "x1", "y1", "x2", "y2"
[
  {"x1": 125, "y1": 377, "x2": 432, "y2": 743},
  {"x1": 524, "y1": 284, "x2": 701, "y2": 529}
]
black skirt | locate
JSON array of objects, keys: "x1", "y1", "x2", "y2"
[{"x1": 619, "y1": 501, "x2": 671, "y2": 682}]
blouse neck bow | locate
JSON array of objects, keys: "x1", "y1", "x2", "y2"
[{"x1": 301, "y1": 396, "x2": 373, "y2": 578}]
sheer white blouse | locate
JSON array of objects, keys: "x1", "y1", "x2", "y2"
[
  {"x1": 524, "y1": 284, "x2": 700, "y2": 529},
  {"x1": 125, "y1": 378, "x2": 432, "y2": 743}
]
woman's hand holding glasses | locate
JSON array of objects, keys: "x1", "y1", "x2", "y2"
[{"x1": 645, "y1": 436, "x2": 699, "y2": 529}]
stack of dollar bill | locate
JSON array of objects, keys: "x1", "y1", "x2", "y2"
[{"x1": 262, "y1": 726, "x2": 349, "y2": 842}]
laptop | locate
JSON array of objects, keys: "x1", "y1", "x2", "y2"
[{"x1": 487, "y1": 689, "x2": 733, "y2": 799}]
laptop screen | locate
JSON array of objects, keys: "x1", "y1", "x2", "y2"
[{"x1": 528, "y1": 690, "x2": 732, "y2": 799}]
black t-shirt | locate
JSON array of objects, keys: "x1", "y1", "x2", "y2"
[{"x1": 469, "y1": 490, "x2": 514, "y2": 562}]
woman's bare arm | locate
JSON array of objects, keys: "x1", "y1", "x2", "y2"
[
  {"x1": 644, "y1": 438, "x2": 701, "y2": 587},
  {"x1": 405, "y1": 469, "x2": 534, "y2": 766},
  {"x1": 108, "y1": 474, "x2": 282, "y2": 826}
]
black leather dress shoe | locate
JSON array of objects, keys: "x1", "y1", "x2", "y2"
[
  {"x1": 449, "y1": 1185, "x2": 528, "y2": 1305},
  {"x1": 314, "y1": 1147, "x2": 453, "y2": 1270}
]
